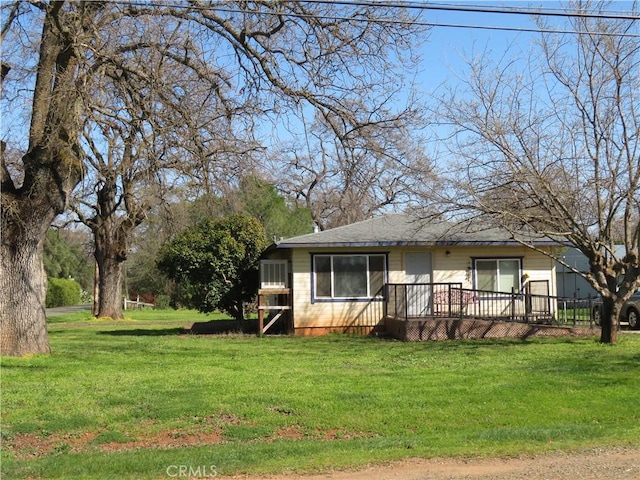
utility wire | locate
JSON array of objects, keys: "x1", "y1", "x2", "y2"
[
  {"x1": 204, "y1": 5, "x2": 640, "y2": 37},
  {"x1": 306, "y1": 0, "x2": 640, "y2": 21},
  {"x1": 120, "y1": 1, "x2": 640, "y2": 38}
]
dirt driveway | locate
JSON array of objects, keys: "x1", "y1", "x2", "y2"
[{"x1": 232, "y1": 447, "x2": 639, "y2": 480}]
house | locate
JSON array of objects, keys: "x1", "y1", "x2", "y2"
[
  {"x1": 556, "y1": 246, "x2": 627, "y2": 299},
  {"x1": 260, "y1": 214, "x2": 563, "y2": 336}
]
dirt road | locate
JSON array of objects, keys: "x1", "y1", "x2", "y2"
[{"x1": 232, "y1": 447, "x2": 640, "y2": 480}]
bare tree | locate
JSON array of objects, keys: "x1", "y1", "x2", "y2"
[
  {"x1": 272, "y1": 94, "x2": 433, "y2": 230},
  {"x1": 70, "y1": 19, "x2": 258, "y2": 319},
  {"x1": 429, "y1": 1, "x2": 639, "y2": 344},
  {"x1": 1, "y1": 1, "x2": 426, "y2": 355}
]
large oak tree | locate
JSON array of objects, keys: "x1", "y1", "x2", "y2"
[
  {"x1": 70, "y1": 22, "x2": 256, "y2": 319},
  {"x1": 1, "y1": 1, "x2": 426, "y2": 355}
]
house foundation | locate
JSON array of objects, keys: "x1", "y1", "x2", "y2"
[{"x1": 385, "y1": 317, "x2": 598, "y2": 342}]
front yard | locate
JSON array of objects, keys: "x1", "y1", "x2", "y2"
[{"x1": 1, "y1": 310, "x2": 639, "y2": 479}]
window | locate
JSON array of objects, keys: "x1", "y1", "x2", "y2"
[
  {"x1": 260, "y1": 260, "x2": 288, "y2": 289},
  {"x1": 475, "y1": 258, "x2": 521, "y2": 293},
  {"x1": 313, "y1": 254, "x2": 386, "y2": 300}
]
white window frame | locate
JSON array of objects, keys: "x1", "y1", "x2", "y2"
[
  {"x1": 473, "y1": 257, "x2": 522, "y2": 293},
  {"x1": 260, "y1": 260, "x2": 288, "y2": 289}
]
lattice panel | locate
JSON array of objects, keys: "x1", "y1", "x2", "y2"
[{"x1": 395, "y1": 318, "x2": 596, "y2": 342}]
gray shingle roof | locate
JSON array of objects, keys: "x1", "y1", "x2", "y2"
[{"x1": 275, "y1": 214, "x2": 558, "y2": 248}]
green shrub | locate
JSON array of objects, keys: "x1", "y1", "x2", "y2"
[
  {"x1": 79, "y1": 289, "x2": 93, "y2": 304},
  {"x1": 46, "y1": 277, "x2": 82, "y2": 308},
  {"x1": 154, "y1": 294, "x2": 171, "y2": 309}
]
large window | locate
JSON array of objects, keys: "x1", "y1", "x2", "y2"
[
  {"x1": 475, "y1": 258, "x2": 521, "y2": 293},
  {"x1": 313, "y1": 254, "x2": 386, "y2": 300}
]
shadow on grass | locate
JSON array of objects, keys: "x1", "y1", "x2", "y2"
[
  {"x1": 189, "y1": 319, "x2": 259, "y2": 335},
  {"x1": 99, "y1": 328, "x2": 188, "y2": 336},
  {"x1": 97, "y1": 320, "x2": 260, "y2": 337}
]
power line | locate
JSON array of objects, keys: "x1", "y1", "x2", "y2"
[
  {"x1": 307, "y1": 0, "x2": 640, "y2": 21},
  {"x1": 212, "y1": 2, "x2": 640, "y2": 37},
  {"x1": 206, "y1": 8, "x2": 640, "y2": 37},
  {"x1": 120, "y1": 1, "x2": 640, "y2": 38}
]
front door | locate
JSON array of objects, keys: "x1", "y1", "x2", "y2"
[{"x1": 404, "y1": 252, "x2": 432, "y2": 317}]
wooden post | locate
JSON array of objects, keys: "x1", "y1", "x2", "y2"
[
  {"x1": 258, "y1": 292, "x2": 265, "y2": 337},
  {"x1": 258, "y1": 288, "x2": 291, "y2": 337}
]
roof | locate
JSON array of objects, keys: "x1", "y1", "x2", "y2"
[{"x1": 275, "y1": 214, "x2": 560, "y2": 249}]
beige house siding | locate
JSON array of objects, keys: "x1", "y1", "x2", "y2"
[
  {"x1": 289, "y1": 247, "x2": 387, "y2": 332},
  {"x1": 431, "y1": 246, "x2": 558, "y2": 295},
  {"x1": 275, "y1": 245, "x2": 558, "y2": 334}
]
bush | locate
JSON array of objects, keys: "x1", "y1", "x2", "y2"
[
  {"x1": 46, "y1": 277, "x2": 82, "y2": 308},
  {"x1": 154, "y1": 295, "x2": 171, "y2": 309},
  {"x1": 80, "y1": 289, "x2": 93, "y2": 304},
  {"x1": 156, "y1": 213, "x2": 267, "y2": 322}
]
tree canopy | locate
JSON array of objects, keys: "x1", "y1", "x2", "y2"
[
  {"x1": 125, "y1": 176, "x2": 312, "y2": 302},
  {"x1": 43, "y1": 228, "x2": 93, "y2": 290}
]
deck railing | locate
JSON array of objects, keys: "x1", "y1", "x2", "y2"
[{"x1": 385, "y1": 283, "x2": 598, "y2": 327}]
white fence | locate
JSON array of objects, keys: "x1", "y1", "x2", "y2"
[{"x1": 123, "y1": 297, "x2": 154, "y2": 310}]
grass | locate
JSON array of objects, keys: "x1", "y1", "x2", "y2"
[
  {"x1": 2, "y1": 309, "x2": 639, "y2": 479},
  {"x1": 44, "y1": 307, "x2": 215, "y2": 324}
]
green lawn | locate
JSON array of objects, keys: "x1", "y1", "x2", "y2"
[
  {"x1": 2, "y1": 310, "x2": 639, "y2": 479},
  {"x1": 44, "y1": 307, "x2": 218, "y2": 324}
]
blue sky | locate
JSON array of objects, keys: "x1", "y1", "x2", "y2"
[
  {"x1": 416, "y1": 1, "x2": 637, "y2": 93},
  {"x1": 421, "y1": 6, "x2": 535, "y2": 89}
]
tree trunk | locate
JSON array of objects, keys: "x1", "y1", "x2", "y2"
[
  {"x1": 0, "y1": 153, "x2": 80, "y2": 357},
  {"x1": 0, "y1": 237, "x2": 51, "y2": 356},
  {"x1": 1, "y1": 3, "x2": 86, "y2": 355},
  {"x1": 89, "y1": 175, "x2": 143, "y2": 319},
  {"x1": 1, "y1": 154, "x2": 80, "y2": 355},
  {"x1": 94, "y1": 233, "x2": 125, "y2": 319},
  {"x1": 600, "y1": 297, "x2": 619, "y2": 345},
  {"x1": 92, "y1": 261, "x2": 100, "y2": 316},
  {"x1": 234, "y1": 300, "x2": 245, "y2": 331}
]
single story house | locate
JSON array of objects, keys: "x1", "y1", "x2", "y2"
[{"x1": 260, "y1": 214, "x2": 563, "y2": 336}]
